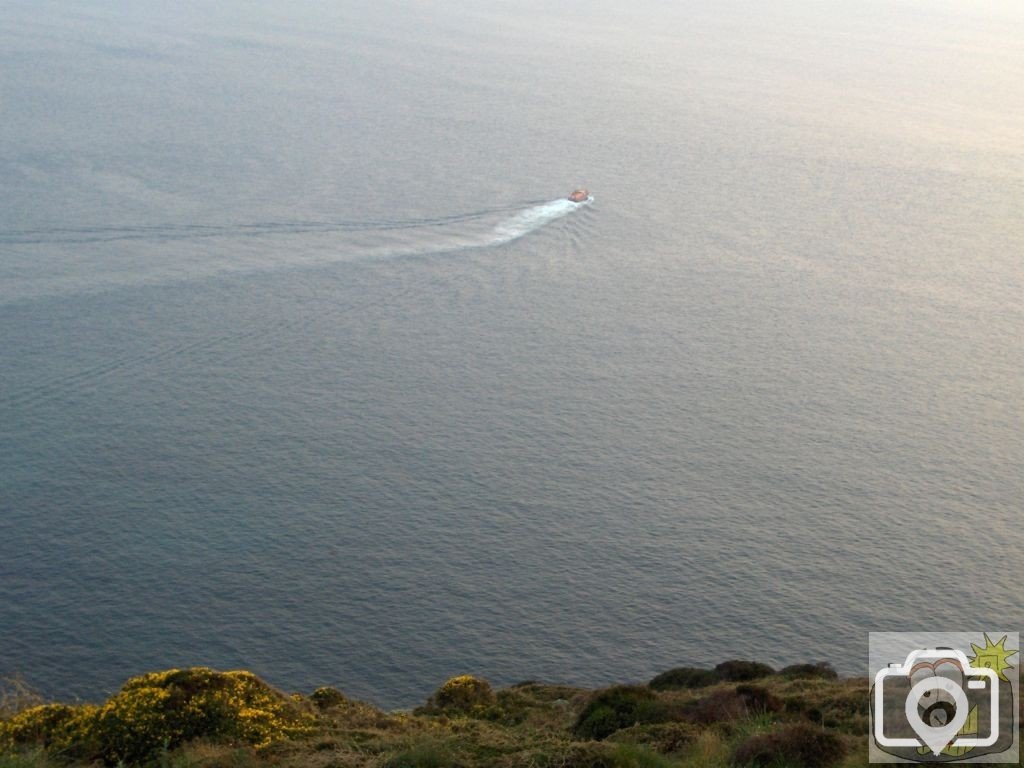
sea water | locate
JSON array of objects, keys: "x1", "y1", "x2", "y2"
[{"x1": 1, "y1": 0, "x2": 1022, "y2": 708}]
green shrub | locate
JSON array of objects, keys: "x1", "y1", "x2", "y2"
[
  {"x1": 573, "y1": 686, "x2": 672, "y2": 740},
  {"x1": 430, "y1": 676, "x2": 496, "y2": 712},
  {"x1": 649, "y1": 660, "x2": 776, "y2": 690},
  {"x1": 713, "y1": 661, "x2": 774, "y2": 682},
  {"x1": 732, "y1": 722, "x2": 845, "y2": 768},
  {"x1": 778, "y1": 663, "x2": 837, "y2": 680},
  {"x1": 648, "y1": 667, "x2": 718, "y2": 691}
]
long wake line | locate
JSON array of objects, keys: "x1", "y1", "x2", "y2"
[
  {"x1": 0, "y1": 196, "x2": 594, "y2": 308},
  {"x1": 0, "y1": 198, "x2": 591, "y2": 247}
]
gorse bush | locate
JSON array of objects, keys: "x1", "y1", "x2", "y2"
[
  {"x1": 0, "y1": 668, "x2": 313, "y2": 765},
  {"x1": 430, "y1": 676, "x2": 495, "y2": 712},
  {"x1": 0, "y1": 705, "x2": 82, "y2": 753},
  {"x1": 90, "y1": 668, "x2": 313, "y2": 762},
  {"x1": 309, "y1": 687, "x2": 348, "y2": 711}
]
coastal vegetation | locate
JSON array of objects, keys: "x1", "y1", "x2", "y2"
[{"x1": 1, "y1": 663, "x2": 873, "y2": 767}]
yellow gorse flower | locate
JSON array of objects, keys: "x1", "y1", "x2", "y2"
[{"x1": 0, "y1": 668, "x2": 314, "y2": 765}]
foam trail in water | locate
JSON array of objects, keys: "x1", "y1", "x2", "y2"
[
  {"x1": 490, "y1": 197, "x2": 592, "y2": 245},
  {"x1": 0, "y1": 196, "x2": 593, "y2": 305}
]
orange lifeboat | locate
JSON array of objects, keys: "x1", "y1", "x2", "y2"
[{"x1": 568, "y1": 188, "x2": 589, "y2": 203}]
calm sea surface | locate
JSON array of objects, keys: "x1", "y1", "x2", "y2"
[{"x1": 2, "y1": 0, "x2": 1022, "y2": 708}]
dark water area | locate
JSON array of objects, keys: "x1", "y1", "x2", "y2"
[{"x1": 1, "y1": 0, "x2": 1022, "y2": 708}]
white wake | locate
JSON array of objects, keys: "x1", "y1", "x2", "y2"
[
  {"x1": 490, "y1": 196, "x2": 592, "y2": 245},
  {"x1": 0, "y1": 196, "x2": 594, "y2": 304}
]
